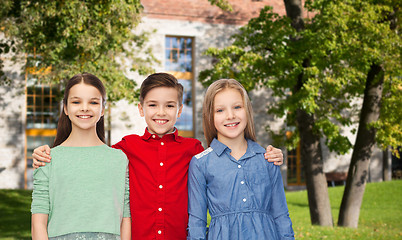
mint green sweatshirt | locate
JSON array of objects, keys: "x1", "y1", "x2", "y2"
[{"x1": 31, "y1": 145, "x2": 130, "y2": 237}]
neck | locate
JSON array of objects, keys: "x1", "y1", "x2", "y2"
[
  {"x1": 61, "y1": 128, "x2": 104, "y2": 147},
  {"x1": 217, "y1": 135, "x2": 248, "y2": 160}
]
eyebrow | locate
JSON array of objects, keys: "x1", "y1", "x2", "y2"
[
  {"x1": 146, "y1": 100, "x2": 177, "y2": 104},
  {"x1": 69, "y1": 96, "x2": 101, "y2": 100}
]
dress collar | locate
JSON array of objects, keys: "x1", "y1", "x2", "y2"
[{"x1": 210, "y1": 138, "x2": 265, "y2": 159}]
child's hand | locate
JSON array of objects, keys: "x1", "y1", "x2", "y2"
[
  {"x1": 265, "y1": 145, "x2": 284, "y2": 166},
  {"x1": 32, "y1": 145, "x2": 51, "y2": 169}
]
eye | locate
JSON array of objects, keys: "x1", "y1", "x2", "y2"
[
  {"x1": 167, "y1": 104, "x2": 176, "y2": 108},
  {"x1": 90, "y1": 101, "x2": 99, "y2": 105},
  {"x1": 234, "y1": 105, "x2": 242, "y2": 109},
  {"x1": 148, "y1": 104, "x2": 156, "y2": 107},
  {"x1": 216, "y1": 109, "x2": 223, "y2": 113},
  {"x1": 72, "y1": 101, "x2": 80, "y2": 104}
]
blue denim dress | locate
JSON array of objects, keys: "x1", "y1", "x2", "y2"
[{"x1": 187, "y1": 138, "x2": 294, "y2": 240}]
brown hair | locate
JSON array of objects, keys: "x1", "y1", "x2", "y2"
[
  {"x1": 53, "y1": 73, "x2": 106, "y2": 147},
  {"x1": 139, "y1": 72, "x2": 183, "y2": 105},
  {"x1": 202, "y1": 79, "x2": 256, "y2": 146}
]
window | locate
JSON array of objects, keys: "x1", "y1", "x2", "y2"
[
  {"x1": 286, "y1": 136, "x2": 305, "y2": 186},
  {"x1": 24, "y1": 62, "x2": 59, "y2": 189},
  {"x1": 165, "y1": 36, "x2": 194, "y2": 137}
]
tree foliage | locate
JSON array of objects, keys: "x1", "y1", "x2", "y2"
[
  {"x1": 200, "y1": 0, "x2": 401, "y2": 156},
  {"x1": 0, "y1": 0, "x2": 157, "y2": 102}
]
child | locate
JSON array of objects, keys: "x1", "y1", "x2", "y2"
[
  {"x1": 187, "y1": 79, "x2": 294, "y2": 239},
  {"x1": 32, "y1": 73, "x2": 284, "y2": 239},
  {"x1": 31, "y1": 73, "x2": 131, "y2": 239}
]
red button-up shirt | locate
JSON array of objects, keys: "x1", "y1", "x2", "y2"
[{"x1": 113, "y1": 128, "x2": 204, "y2": 240}]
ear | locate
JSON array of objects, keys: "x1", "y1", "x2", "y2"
[
  {"x1": 100, "y1": 105, "x2": 105, "y2": 117},
  {"x1": 177, "y1": 104, "x2": 183, "y2": 118},
  {"x1": 138, "y1": 103, "x2": 145, "y2": 117},
  {"x1": 63, "y1": 104, "x2": 68, "y2": 116}
]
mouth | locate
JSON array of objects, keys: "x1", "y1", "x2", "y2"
[
  {"x1": 224, "y1": 122, "x2": 239, "y2": 127},
  {"x1": 77, "y1": 115, "x2": 92, "y2": 119},
  {"x1": 154, "y1": 119, "x2": 168, "y2": 125}
]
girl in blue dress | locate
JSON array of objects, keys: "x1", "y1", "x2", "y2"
[{"x1": 187, "y1": 79, "x2": 294, "y2": 239}]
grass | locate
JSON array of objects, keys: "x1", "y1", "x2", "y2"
[
  {"x1": 287, "y1": 180, "x2": 402, "y2": 239},
  {"x1": 0, "y1": 181, "x2": 401, "y2": 239},
  {"x1": 0, "y1": 189, "x2": 32, "y2": 239}
]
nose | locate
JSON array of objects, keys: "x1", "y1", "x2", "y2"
[
  {"x1": 157, "y1": 106, "x2": 166, "y2": 115},
  {"x1": 226, "y1": 109, "x2": 235, "y2": 119},
  {"x1": 81, "y1": 102, "x2": 89, "y2": 111}
]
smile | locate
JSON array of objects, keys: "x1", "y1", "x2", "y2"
[
  {"x1": 77, "y1": 115, "x2": 92, "y2": 119},
  {"x1": 154, "y1": 120, "x2": 168, "y2": 124},
  {"x1": 224, "y1": 122, "x2": 239, "y2": 127}
]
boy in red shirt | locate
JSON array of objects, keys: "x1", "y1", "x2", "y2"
[{"x1": 33, "y1": 73, "x2": 284, "y2": 239}]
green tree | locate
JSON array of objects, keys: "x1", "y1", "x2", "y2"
[
  {"x1": 203, "y1": 0, "x2": 401, "y2": 227},
  {"x1": 0, "y1": 0, "x2": 157, "y2": 102}
]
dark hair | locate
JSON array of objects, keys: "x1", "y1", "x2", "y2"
[
  {"x1": 139, "y1": 72, "x2": 184, "y2": 105},
  {"x1": 53, "y1": 73, "x2": 107, "y2": 147}
]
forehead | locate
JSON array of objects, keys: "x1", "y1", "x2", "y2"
[
  {"x1": 69, "y1": 83, "x2": 102, "y2": 98},
  {"x1": 144, "y1": 87, "x2": 180, "y2": 102},
  {"x1": 214, "y1": 88, "x2": 243, "y2": 104}
]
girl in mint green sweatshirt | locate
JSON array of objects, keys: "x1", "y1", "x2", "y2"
[{"x1": 31, "y1": 73, "x2": 131, "y2": 239}]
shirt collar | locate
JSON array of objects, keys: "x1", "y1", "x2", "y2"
[
  {"x1": 211, "y1": 138, "x2": 265, "y2": 158},
  {"x1": 141, "y1": 127, "x2": 182, "y2": 142}
]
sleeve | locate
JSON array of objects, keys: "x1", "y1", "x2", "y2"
[
  {"x1": 31, "y1": 165, "x2": 50, "y2": 214},
  {"x1": 193, "y1": 140, "x2": 205, "y2": 156},
  {"x1": 112, "y1": 138, "x2": 126, "y2": 152},
  {"x1": 187, "y1": 157, "x2": 208, "y2": 240},
  {"x1": 123, "y1": 164, "x2": 131, "y2": 218},
  {"x1": 268, "y1": 165, "x2": 295, "y2": 239}
]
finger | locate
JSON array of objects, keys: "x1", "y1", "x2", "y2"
[
  {"x1": 32, "y1": 152, "x2": 51, "y2": 163},
  {"x1": 44, "y1": 145, "x2": 51, "y2": 155},
  {"x1": 265, "y1": 153, "x2": 278, "y2": 161},
  {"x1": 266, "y1": 145, "x2": 273, "y2": 152},
  {"x1": 32, "y1": 158, "x2": 44, "y2": 169},
  {"x1": 33, "y1": 148, "x2": 51, "y2": 160}
]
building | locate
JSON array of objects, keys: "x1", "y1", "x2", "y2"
[{"x1": 0, "y1": 0, "x2": 389, "y2": 189}]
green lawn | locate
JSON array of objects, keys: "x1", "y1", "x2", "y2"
[
  {"x1": 0, "y1": 180, "x2": 401, "y2": 239},
  {"x1": 287, "y1": 180, "x2": 402, "y2": 239}
]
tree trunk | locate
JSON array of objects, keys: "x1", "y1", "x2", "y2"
[
  {"x1": 296, "y1": 109, "x2": 334, "y2": 226},
  {"x1": 383, "y1": 147, "x2": 392, "y2": 181},
  {"x1": 285, "y1": 0, "x2": 334, "y2": 226},
  {"x1": 338, "y1": 64, "x2": 384, "y2": 228}
]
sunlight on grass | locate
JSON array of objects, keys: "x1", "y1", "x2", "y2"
[{"x1": 287, "y1": 180, "x2": 402, "y2": 239}]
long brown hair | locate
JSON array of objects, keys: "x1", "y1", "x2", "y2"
[
  {"x1": 53, "y1": 73, "x2": 107, "y2": 147},
  {"x1": 202, "y1": 79, "x2": 256, "y2": 146}
]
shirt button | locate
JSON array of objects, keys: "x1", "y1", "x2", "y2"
[
  {"x1": 238, "y1": 165, "x2": 241, "y2": 168},
  {"x1": 243, "y1": 198, "x2": 247, "y2": 202},
  {"x1": 152, "y1": 135, "x2": 156, "y2": 138},
  {"x1": 158, "y1": 230, "x2": 162, "y2": 234},
  {"x1": 241, "y1": 181, "x2": 245, "y2": 184},
  {"x1": 158, "y1": 207, "x2": 162, "y2": 211},
  {"x1": 159, "y1": 185, "x2": 163, "y2": 189},
  {"x1": 160, "y1": 162, "x2": 164, "y2": 166},
  {"x1": 161, "y1": 142, "x2": 164, "y2": 146}
]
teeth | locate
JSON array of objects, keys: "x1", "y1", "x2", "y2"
[
  {"x1": 225, "y1": 123, "x2": 237, "y2": 127},
  {"x1": 155, "y1": 120, "x2": 167, "y2": 124},
  {"x1": 78, "y1": 116, "x2": 91, "y2": 119}
]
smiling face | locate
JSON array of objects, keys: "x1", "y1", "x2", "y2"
[
  {"x1": 138, "y1": 86, "x2": 183, "y2": 138},
  {"x1": 64, "y1": 83, "x2": 104, "y2": 133},
  {"x1": 213, "y1": 88, "x2": 247, "y2": 144}
]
